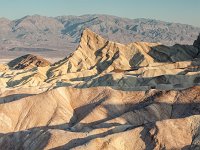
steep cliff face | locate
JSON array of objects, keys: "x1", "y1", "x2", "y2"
[{"x1": 0, "y1": 29, "x2": 199, "y2": 149}]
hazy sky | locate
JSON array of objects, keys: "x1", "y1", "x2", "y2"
[{"x1": 0, "y1": 0, "x2": 199, "y2": 27}]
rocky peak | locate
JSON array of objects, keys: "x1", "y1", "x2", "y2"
[{"x1": 78, "y1": 28, "x2": 107, "y2": 51}]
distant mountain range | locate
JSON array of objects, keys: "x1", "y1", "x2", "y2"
[{"x1": 0, "y1": 14, "x2": 200, "y2": 60}]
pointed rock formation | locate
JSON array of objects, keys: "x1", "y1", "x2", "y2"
[
  {"x1": 47, "y1": 29, "x2": 200, "y2": 88},
  {"x1": 48, "y1": 28, "x2": 158, "y2": 81}
]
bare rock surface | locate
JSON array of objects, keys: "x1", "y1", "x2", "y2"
[{"x1": 8, "y1": 54, "x2": 51, "y2": 70}]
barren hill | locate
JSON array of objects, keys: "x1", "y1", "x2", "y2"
[
  {"x1": 0, "y1": 29, "x2": 199, "y2": 149},
  {"x1": 8, "y1": 54, "x2": 51, "y2": 70}
]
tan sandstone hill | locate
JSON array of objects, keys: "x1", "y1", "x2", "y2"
[
  {"x1": 8, "y1": 54, "x2": 51, "y2": 70},
  {"x1": 0, "y1": 29, "x2": 199, "y2": 149}
]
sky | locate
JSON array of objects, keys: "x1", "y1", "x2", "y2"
[{"x1": 0, "y1": 0, "x2": 199, "y2": 27}]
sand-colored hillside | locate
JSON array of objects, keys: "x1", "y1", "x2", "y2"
[{"x1": 0, "y1": 86, "x2": 199, "y2": 149}]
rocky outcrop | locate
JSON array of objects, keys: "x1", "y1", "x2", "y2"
[
  {"x1": 8, "y1": 54, "x2": 51, "y2": 70},
  {"x1": 47, "y1": 29, "x2": 200, "y2": 91}
]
